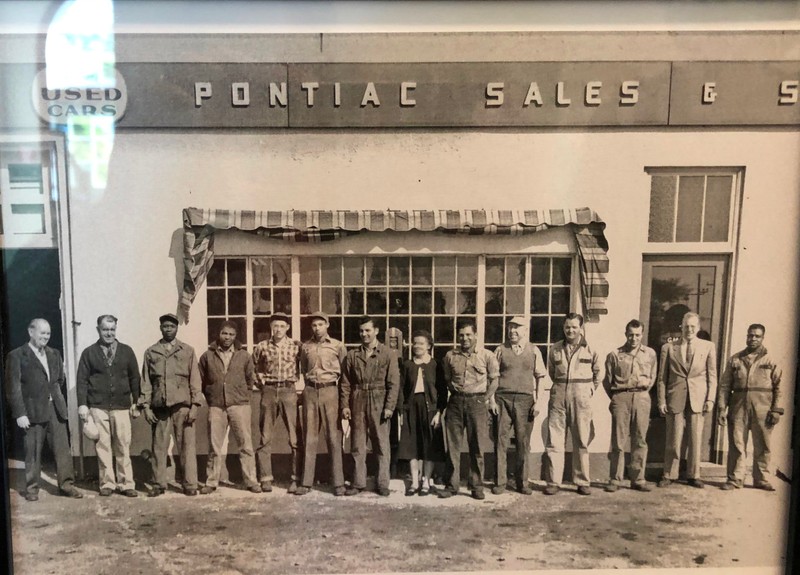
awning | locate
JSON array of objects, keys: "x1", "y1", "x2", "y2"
[{"x1": 180, "y1": 207, "x2": 610, "y2": 320}]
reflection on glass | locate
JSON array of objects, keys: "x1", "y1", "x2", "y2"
[
  {"x1": 299, "y1": 257, "x2": 320, "y2": 285},
  {"x1": 321, "y1": 257, "x2": 342, "y2": 285},
  {"x1": 434, "y1": 317, "x2": 454, "y2": 345},
  {"x1": 366, "y1": 258, "x2": 387, "y2": 286},
  {"x1": 485, "y1": 257, "x2": 505, "y2": 285},
  {"x1": 389, "y1": 316, "x2": 410, "y2": 338},
  {"x1": 552, "y1": 259, "x2": 572, "y2": 286},
  {"x1": 412, "y1": 316, "x2": 431, "y2": 335},
  {"x1": 253, "y1": 318, "x2": 271, "y2": 344},
  {"x1": 412, "y1": 257, "x2": 433, "y2": 286},
  {"x1": 252, "y1": 288, "x2": 272, "y2": 314},
  {"x1": 252, "y1": 257, "x2": 271, "y2": 286},
  {"x1": 343, "y1": 258, "x2": 364, "y2": 285},
  {"x1": 551, "y1": 287, "x2": 570, "y2": 314},
  {"x1": 321, "y1": 287, "x2": 342, "y2": 314},
  {"x1": 505, "y1": 286, "x2": 524, "y2": 314},
  {"x1": 485, "y1": 316, "x2": 505, "y2": 343},
  {"x1": 433, "y1": 288, "x2": 455, "y2": 315},
  {"x1": 207, "y1": 259, "x2": 225, "y2": 286},
  {"x1": 366, "y1": 289, "x2": 387, "y2": 314},
  {"x1": 345, "y1": 288, "x2": 364, "y2": 314},
  {"x1": 300, "y1": 288, "x2": 319, "y2": 314},
  {"x1": 389, "y1": 257, "x2": 410, "y2": 285},
  {"x1": 412, "y1": 289, "x2": 433, "y2": 314},
  {"x1": 506, "y1": 256, "x2": 526, "y2": 285},
  {"x1": 676, "y1": 176, "x2": 704, "y2": 242},
  {"x1": 227, "y1": 259, "x2": 246, "y2": 286},
  {"x1": 389, "y1": 290, "x2": 409, "y2": 314},
  {"x1": 485, "y1": 287, "x2": 503, "y2": 314},
  {"x1": 328, "y1": 316, "x2": 342, "y2": 341},
  {"x1": 272, "y1": 258, "x2": 291, "y2": 286},
  {"x1": 531, "y1": 287, "x2": 549, "y2": 314},
  {"x1": 531, "y1": 258, "x2": 550, "y2": 285},
  {"x1": 457, "y1": 256, "x2": 478, "y2": 285},
  {"x1": 207, "y1": 289, "x2": 226, "y2": 316},
  {"x1": 530, "y1": 316, "x2": 549, "y2": 343},
  {"x1": 549, "y1": 319, "x2": 563, "y2": 342},
  {"x1": 434, "y1": 256, "x2": 456, "y2": 284},
  {"x1": 344, "y1": 316, "x2": 362, "y2": 345},
  {"x1": 273, "y1": 289, "x2": 291, "y2": 313},
  {"x1": 457, "y1": 288, "x2": 477, "y2": 314},
  {"x1": 228, "y1": 289, "x2": 246, "y2": 315},
  {"x1": 648, "y1": 265, "x2": 716, "y2": 347}
]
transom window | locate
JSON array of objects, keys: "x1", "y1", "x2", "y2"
[
  {"x1": 206, "y1": 254, "x2": 574, "y2": 362},
  {"x1": 0, "y1": 146, "x2": 56, "y2": 248}
]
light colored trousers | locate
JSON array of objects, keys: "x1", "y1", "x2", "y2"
[
  {"x1": 545, "y1": 382, "x2": 594, "y2": 487},
  {"x1": 664, "y1": 404, "x2": 704, "y2": 480},
  {"x1": 727, "y1": 396, "x2": 772, "y2": 485},
  {"x1": 91, "y1": 407, "x2": 134, "y2": 491},
  {"x1": 608, "y1": 391, "x2": 650, "y2": 485},
  {"x1": 207, "y1": 405, "x2": 258, "y2": 488}
]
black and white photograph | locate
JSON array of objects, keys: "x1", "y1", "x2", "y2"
[{"x1": 1, "y1": 2, "x2": 799, "y2": 574}]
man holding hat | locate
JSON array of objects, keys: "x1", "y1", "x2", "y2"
[
  {"x1": 492, "y1": 316, "x2": 547, "y2": 495},
  {"x1": 296, "y1": 311, "x2": 347, "y2": 496},
  {"x1": 139, "y1": 313, "x2": 202, "y2": 496},
  {"x1": 76, "y1": 314, "x2": 141, "y2": 497},
  {"x1": 252, "y1": 311, "x2": 301, "y2": 493}
]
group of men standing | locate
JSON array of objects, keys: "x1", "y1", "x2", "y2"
[{"x1": 4, "y1": 308, "x2": 784, "y2": 501}]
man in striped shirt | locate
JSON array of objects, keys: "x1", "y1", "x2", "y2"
[{"x1": 253, "y1": 312, "x2": 301, "y2": 494}]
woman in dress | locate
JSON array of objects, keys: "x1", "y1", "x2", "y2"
[{"x1": 396, "y1": 330, "x2": 445, "y2": 496}]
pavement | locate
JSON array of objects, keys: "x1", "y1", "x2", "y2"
[{"x1": 5, "y1": 459, "x2": 792, "y2": 575}]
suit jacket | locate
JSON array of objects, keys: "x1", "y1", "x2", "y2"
[
  {"x1": 5, "y1": 344, "x2": 69, "y2": 423},
  {"x1": 657, "y1": 338, "x2": 718, "y2": 414}
]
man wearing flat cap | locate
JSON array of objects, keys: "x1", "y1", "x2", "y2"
[
  {"x1": 492, "y1": 316, "x2": 547, "y2": 495},
  {"x1": 296, "y1": 311, "x2": 347, "y2": 496},
  {"x1": 252, "y1": 311, "x2": 302, "y2": 493},
  {"x1": 139, "y1": 313, "x2": 202, "y2": 496}
]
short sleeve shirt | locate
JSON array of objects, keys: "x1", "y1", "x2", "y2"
[{"x1": 443, "y1": 347, "x2": 500, "y2": 394}]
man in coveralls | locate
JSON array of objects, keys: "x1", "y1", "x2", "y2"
[
  {"x1": 602, "y1": 319, "x2": 657, "y2": 492},
  {"x1": 544, "y1": 312, "x2": 601, "y2": 496},
  {"x1": 718, "y1": 324, "x2": 783, "y2": 491},
  {"x1": 340, "y1": 315, "x2": 400, "y2": 496}
]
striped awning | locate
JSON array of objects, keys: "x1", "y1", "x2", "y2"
[{"x1": 180, "y1": 207, "x2": 610, "y2": 319}]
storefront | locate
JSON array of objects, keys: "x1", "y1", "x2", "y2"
[{"x1": 1, "y1": 31, "x2": 798, "y2": 480}]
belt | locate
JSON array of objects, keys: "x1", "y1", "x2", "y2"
[
  {"x1": 353, "y1": 385, "x2": 386, "y2": 392},
  {"x1": 611, "y1": 387, "x2": 647, "y2": 393},
  {"x1": 732, "y1": 388, "x2": 773, "y2": 393},
  {"x1": 306, "y1": 380, "x2": 337, "y2": 389},
  {"x1": 263, "y1": 381, "x2": 295, "y2": 388},
  {"x1": 450, "y1": 390, "x2": 485, "y2": 397}
]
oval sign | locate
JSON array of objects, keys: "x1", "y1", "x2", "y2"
[{"x1": 31, "y1": 67, "x2": 128, "y2": 125}]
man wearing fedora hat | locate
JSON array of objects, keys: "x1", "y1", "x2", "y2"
[
  {"x1": 252, "y1": 311, "x2": 302, "y2": 493},
  {"x1": 139, "y1": 313, "x2": 202, "y2": 496},
  {"x1": 76, "y1": 314, "x2": 140, "y2": 497},
  {"x1": 296, "y1": 311, "x2": 347, "y2": 496},
  {"x1": 492, "y1": 316, "x2": 547, "y2": 495}
]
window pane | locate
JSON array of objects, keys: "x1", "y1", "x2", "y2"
[
  {"x1": 253, "y1": 288, "x2": 272, "y2": 314},
  {"x1": 704, "y1": 175, "x2": 732, "y2": 242},
  {"x1": 648, "y1": 174, "x2": 677, "y2": 242},
  {"x1": 434, "y1": 317, "x2": 454, "y2": 345},
  {"x1": 229, "y1": 318, "x2": 248, "y2": 345},
  {"x1": 412, "y1": 316, "x2": 432, "y2": 335},
  {"x1": 207, "y1": 259, "x2": 225, "y2": 287},
  {"x1": 300, "y1": 317, "x2": 313, "y2": 342},
  {"x1": 389, "y1": 316, "x2": 410, "y2": 339},
  {"x1": 344, "y1": 316, "x2": 362, "y2": 345},
  {"x1": 434, "y1": 256, "x2": 456, "y2": 285},
  {"x1": 531, "y1": 258, "x2": 550, "y2": 285},
  {"x1": 433, "y1": 288, "x2": 456, "y2": 315},
  {"x1": 456, "y1": 257, "x2": 478, "y2": 285},
  {"x1": 273, "y1": 289, "x2": 291, "y2": 314},
  {"x1": 457, "y1": 288, "x2": 477, "y2": 314},
  {"x1": 485, "y1": 316, "x2": 505, "y2": 344},
  {"x1": 300, "y1": 287, "x2": 319, "y2": 314},
  {"x1": 9, "y1": 163, "x2": 42, "y2": 183},
  {"x1": 389, "y1": 257, "x2": 410, "y2": 285},
  {"x1": 366, "y1": 258, "x2": 387, "y2": 286},
  {"x1": 411, "y1": 289, "x2": 433, "y2": 314},
  {"x1": 366, "y1": 289, "x2": 387, "y2": 314},
  {"x1": 321, "y1": 257, "x2": 342, "y2": 285},
  {"x1": 485, "y1": 287, "x2": 504, "y2": 314},
  {"x1": 299, "y1": 257, "x2": 320, "y2": 285},
  {"x1": 207, "y1": 318, "x2": 225, "y2": 345},
  {"x1": 343, "y1": 258, "x2": 363, "y2": 285},
  {"x1": 506, "y1": 256, "x2": 526, "y2": 285},
  {"x1": 530, "y1": 316, "x2": 549, "y2": 343},
  {"x1": 227, "y1": 259, "x2": 246, "y2": 286},
  {"x1": 207, "y1": 289, "x2": 226, "y2": 316},
  {"x1": 412, "y1": 257, "x2": 433, "y2": 286},
  {"x1": 551, "y1": 287, "x2": 570, "y2": 314},
  {"x1": 345, "y1": 288, "x2": 364, "y2": 314},
  {"x1": 675, "y1": 175, "x2": 704, "y2": 242},
  {"x1": 552, "y1": 259, "x2": 572, "y2": 286},
  {"x1": 228, "y1": 288, "x2": 247, "y2": 315},
  {"x1": 549, "y1": 318, "x2": 563, "y2": 342},
  {"x1": 321, "y1": 287, "x2": 342, "y2": 314},
  {"x1": 328, "y1": 316, "x2": 342, "y2": 341},
  {"x1": 485, "y1": 257, "x2": 505, "y2": 285},
  {"x1": 505, "y1": 286, "x2": 524, "y2": 314},
  {"x1": 253, "y1": 317, "x2": 271, "y2": 344},
  {"x1": 389, "y1": 290, "x2": 409, "y2": 314},
  {"x1": 531, "y1": 287, "x2": 549, "y2": 314},
  {"x1": 252, "y1": 258, "x2": 271, "y2": 286},
  {"x1": 272, "y1": 258, "x2": 291, "y2": 286}
]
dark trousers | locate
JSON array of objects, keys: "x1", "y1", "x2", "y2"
[
  {"x1": 445, "y1": 393, "x2": 487, "y2": 493},
  {"x1": 257, "y1": 385, "x2": 299, "y2": 482},
  {"x1": 495, "y1": 393, "x2": 534, "y2": 488},
  {"x1": 24, "y1": 402, "x2": 75, "y2": 494},
  {"x1": 152, "y1": 404, "x2": 197, "y2": 490},
  {"x1": 301, "y1": 386, "x2": 344, "y2": 488},
  {"x1": 351, "y1": 388, "x2": 391, "y2": 490}
]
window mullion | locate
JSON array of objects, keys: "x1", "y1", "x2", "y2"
[
  {"x1": 291, "y1": 256, "x2": 300, "y2": 339},
  {"x1": 524, "y1": 256, "x2": 532, "y2": 318},
  {"x1": 476, "y1": 254, "x2": 486, "y2": 348},
  {"x1": 672, "y1": 175, "x2": 680, "y2": 242},
  {"x1": 245, "y1": 258, "x2": 254, "y2": 351}
]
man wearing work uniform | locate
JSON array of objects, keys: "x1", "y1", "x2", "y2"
[
  {"x1": 602, "y1": 319, "x2": 657, "y2": 493},
  {"x1": 544, "y1": 312, "x2": 601, "y2": 496},
  {"x1": 492, "y1": 316, "x2": 547, "y2": 495},
  {"x1": 253, "y1": 311, "x2": 302, "y2": 494},
  {"x1": 139, "y1": 313, "x2": 202, "y2": 496},
  {"x1": 296, "y1": 311, "x2": 347, "y2": 496},
  {"x1": 340, "y1": 315, "x2": 400, "y2": 497},
  {"x1": 438, "y1": 318, "x2": 500, "y2": 500},
  {"x1": 718, "y1": 323, "x2": 783, "y2": 491}
]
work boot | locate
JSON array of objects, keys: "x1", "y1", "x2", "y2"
[
  {"x1": 60, "y1": 486, "x2": 84, "y2": 499},
  {"x1": 184, "y1": 487, "x2": 198, "y2": 496},
  {"x1": 720, "y1": 482, "x2": 737, "y2": 491},
  {"x1": 344, "y1": 486, "x2": 363, "y2": 496},
  {"x1": 543, "y1": 484, "x2": 560, "y2": 496},
  {"x1": 518, "y1": 484, "x2": 532, "y2": 495},
  {"x1": 295, "y1": 486, "x2": 311, "y2": 496},
  {"x1": 491, "y1": 485, "x2": 506, "y2": 495},
  {"x1": 261, "y1": 481, "x2": 273, "y2": 493},
  {"x1": 24, "y1": 492, "x2": 39, "y2": 502},
  {"x1": 122, "y1": 489, "x2": 138, "y2": 498},
  {"x1": 99, "y1": 487, "x2": 114, "y2": 497},
  {"x1": 471, "y1": 489, "x2": 485, "y2": 500},
  {"x1": 688, "y1": 479, "x2": 704, "y2": 489},
  {"x1": 437, "y1": 488, "x2": 455, "y2": 499},
  {"x1": 577, "y1": 485, "x2": 592, "y2": 496},
  {"x1": 632, "y1": 482, "x2": 652, "y2": 492},
  {"x1": 333, "y1": 486, "x2": 346, "y2": 497},
  {"x1": 248, "y1": 484, "x2": 263, "y2": 494},
  {"x1": 286, "y1": 481, "x2": 297, "y2": 495},
  {"x1": 378, "y1": 487, "x2": 391, "y2": 497},
  {"x1": 657, "y1": 478, "x2": 672, "y2": 488},
  {"x1": 199, "y1": 485, "x2": 216, "y2": 495},
  {"x1": 604, "y1": 483, "x2": 618, "y2": 493}
]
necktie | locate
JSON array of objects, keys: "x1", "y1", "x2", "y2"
[
  {"x1": 686, "y1": 340, "x2": 694, "y2": 367},
  {"x1": 105, "y1": 345, "x2": 113, "y2": 366}
]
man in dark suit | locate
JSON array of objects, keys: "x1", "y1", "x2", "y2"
[
  {"x1": 657, "y1": 311, "x2": 718, "y2": 488},
  {"x1": 5, "y1": 318, "x2": 83, "y2": 501}
]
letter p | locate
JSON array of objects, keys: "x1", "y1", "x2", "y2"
[{"x1": 195, "y1": 82, "x2": 212, "y2": 108}]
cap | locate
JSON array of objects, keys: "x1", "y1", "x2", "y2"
[
  {"x1": 308, "y1": 311, "x2": 330, "y2": 323},
  {"x1": 159, "y1": 313, "x2": 179, "y2": 325},
  {"x1": 508, "y1": 316, "x2": 528, "y2": 326},
  {"x1": 82, "y1": 413, "x2": 100, "y2": 441},
  {"x1": 269, "y1": 311, "x2": 292, "y2": 324}
]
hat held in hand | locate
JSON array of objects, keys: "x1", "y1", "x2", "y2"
[{"x1": 83, "y1": 413, "x2": 100, "y2": 441}]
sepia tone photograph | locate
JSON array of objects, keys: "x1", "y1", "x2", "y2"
[{"x1": 1, "y1": 2, "x2": 799, "y2": 574}]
